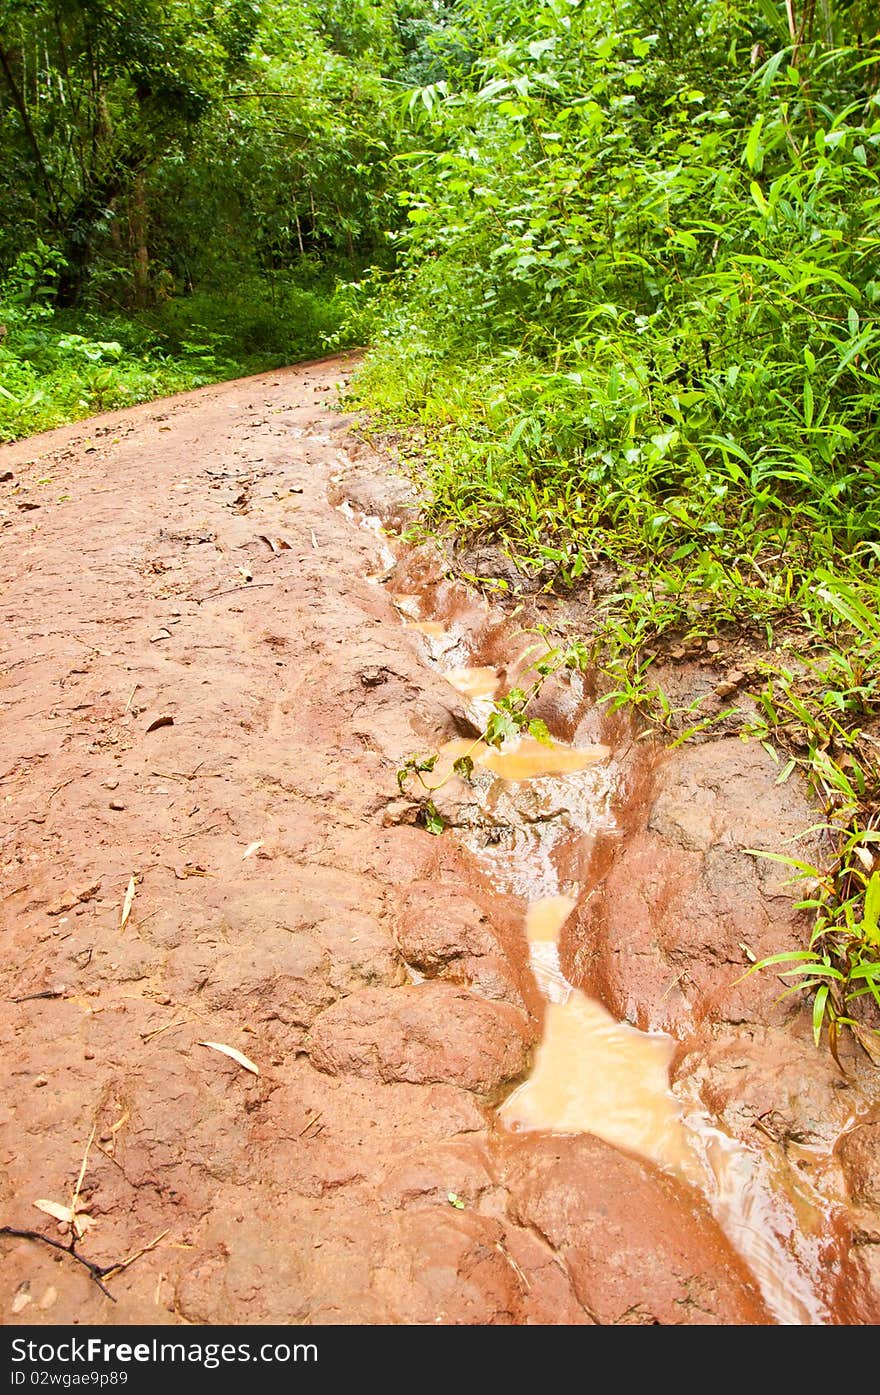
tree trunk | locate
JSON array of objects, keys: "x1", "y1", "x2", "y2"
[{"x1": 130, "y1": 171, "x2": 150, "y2": 308}]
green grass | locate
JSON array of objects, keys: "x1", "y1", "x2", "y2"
[{"x1": 0, "y1": 275, "x2": 362, "y2": 443}]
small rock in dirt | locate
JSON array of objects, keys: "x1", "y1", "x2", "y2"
[
  {"x1": 381, "y1": 799, "x2": 419, "y2": 829},
  {"x1": 714, "y1": 681, "x2": 739, "y2": 697},
  {"x1": 17, "y1": 500, "x2": 40, "y2": 511},
  {"x1": 360, "y1": 666, "x2": 390, "y2": 688},
  {"x1": 102, "y1": 778, "x2": 119, "y2": 790},
  {"x1": 670, "y1": 645, "x2": 686, "y2": 660},
  {"x1": 83, "y1": 1050, "x2": 95, "y2": 1060},
  {"x1": 706, "y1": 639, "x2": 721, "y2": 653},
  {"x1": 109, "y1": 799, "x2": 126, "y2": 811},
  {"x1": 0, "y1": 470, "x2": 13, "y2": 482},
  {"x1": 34, "y1": 1076, "x2": 48, "y2": 1088},
  {"x1": 46, "y1": 881, "x2": 99, "y2": 915}
]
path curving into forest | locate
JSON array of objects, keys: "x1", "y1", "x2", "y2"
[{"x1": 1, "y1": 356, "x2": 879, "y2": 1326}]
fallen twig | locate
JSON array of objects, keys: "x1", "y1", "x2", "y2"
[
  {"x1": 0, "y1": 1226, "x2": 116, "y2": 1302},
  {"x1": 179, "y1": 822, "x2": 221, "y2": 840},
  {"x1": 660, "y1": 969, "x2": 687, "y2": 1001},
  {"x1": 191, "y1": 582, "x2": 275, "y2": 605},
  {"x1": 141, "y1": 1018, "x2": 188, "y2": 1043},
  {"x1": 102, "y1": 1229, "x2": 170, "y2": 1281},
  {"x1": 151, "y1": 761, "x2": 218, "y2": 784},
  {"x1": 70, "y1": 1123, "x2": 97, "y2": 1220},
  {"x1": 47, "y1": 777, "x2": 76, "y2": 803}
]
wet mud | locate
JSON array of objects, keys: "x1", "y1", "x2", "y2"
[{"x1": 1, "y1": 357, "x2": 879, "y2": 1325}]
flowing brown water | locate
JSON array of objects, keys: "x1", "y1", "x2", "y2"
[
  {"x1": 502, "y1": 990, "x2": 698, "y2": 1180},
  {"x1": 424, "y1": 735, "x2": 611, "y2": 788},
  {"x1": 445, "y1": 666, "x2": 501, "y2": 701},
  {"x1": 405, "y1": 619, "x2": 448, "y2": 637},
  {"x1": 350, "y1": 519, "x2": 839, "y2": 1325},
  {"x1": 506, "y1": 895, "x2": 699, "y2": 1180},
  {"x1": 501, "y1": 895, "x2": 835, "y2": 1324}
]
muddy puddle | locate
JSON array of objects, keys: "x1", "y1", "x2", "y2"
[
  {"x1": 420, "y1": 736, "x2": 610, "y2": 789},
  {"x1": 341, "y1": 501, "x2": 851, "y2": 1326}
]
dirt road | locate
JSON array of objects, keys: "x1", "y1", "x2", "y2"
[{"x1": 1, "y1": 357, "x2": 877, "y2": 1325}]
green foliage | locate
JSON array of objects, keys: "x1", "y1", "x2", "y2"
[
  {"x1": 1, "y1": 240, "x2": 68, "y2": 313},
  {"x1": 741, "y1": 837, "x2": 880, "y2": 1063},
  {"x1": 0, "y1": 1, "x2": 433, "y2": 303},
  {"x1": 354, "y1": 0, "x2": 880, "y2": 1056},
  {"x1": 0, "y1": 272, "x2": 360, "y2": 440},
  {"x1": 358, "y1": 5, "x2": 880, "y2": 589}
]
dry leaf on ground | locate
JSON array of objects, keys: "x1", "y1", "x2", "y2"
[
  {"x1": 33, "y1": 1198, "x2": 96, "y2": 1238},
  {"x1": 198, "y1": 1041, "x2": 259, "y2": 1075},
  {"x1": 120, "y1": 875, "x2": 136, "y2": 931}
]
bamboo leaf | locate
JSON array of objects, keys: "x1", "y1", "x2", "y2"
[{"x1": 812, "y1": 984, "x2": 829, "y2": 1047}]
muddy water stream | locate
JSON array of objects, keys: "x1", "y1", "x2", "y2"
[{"x1": 347, "y1": 510, "x2": 839, "y2": 1325}]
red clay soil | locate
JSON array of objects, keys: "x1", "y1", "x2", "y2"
[{"x1": 0, "y1": 356, "x2": 877, "y2": 1326}]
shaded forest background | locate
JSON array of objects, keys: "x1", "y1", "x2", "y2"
[{"x1": 0, "y1": 0, "x2": 454, "y2": 429}]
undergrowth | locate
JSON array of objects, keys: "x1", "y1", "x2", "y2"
[
  {"x1": 349, "y1": 0, "x2": 880, "y2": 1062},
  {"x1": 0, "y1": 245, "x2": 363, "y2": 442}
]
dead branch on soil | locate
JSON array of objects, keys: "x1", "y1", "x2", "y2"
[
  {"x1": 190, "y1": 580, "x2": 275, "y2": 604},
  {"x1": 0, "y1": 1225, "x2": 117, "y2": 1301},
  {"x1": 0, "y1": 1226, "x2": 171, "y2": 1302}
]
